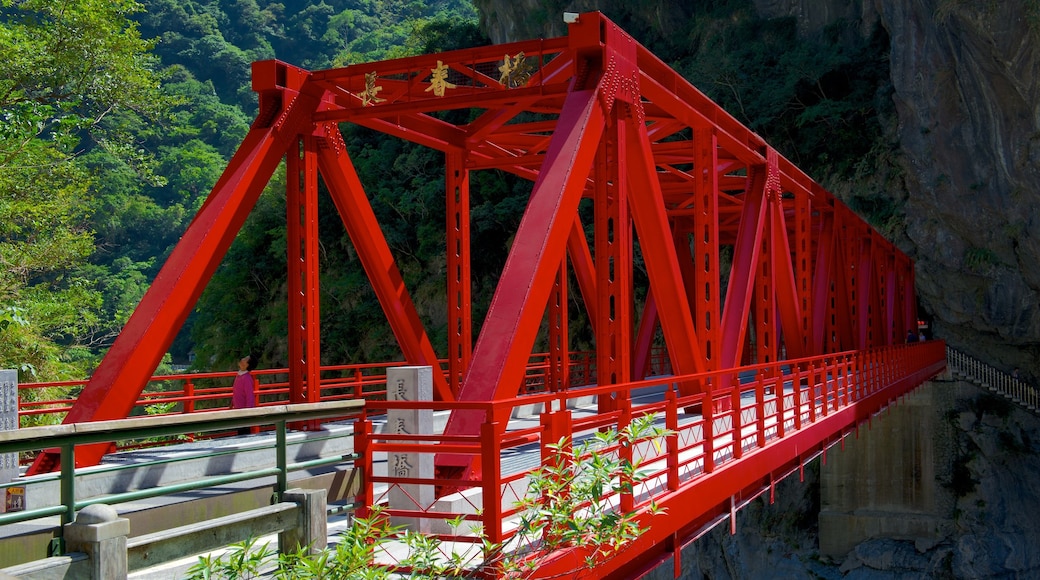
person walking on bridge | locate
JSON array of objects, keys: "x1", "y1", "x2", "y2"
[
  {"x1": 232, "y1": 354, "x2": 259, "y2": 435},
  {"x1": 232, "y1": 354, "x2": 259, "y2": 409}
]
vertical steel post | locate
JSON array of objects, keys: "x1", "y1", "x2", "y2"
[
  {"x1": 548, "y1": 265, "x2": 568, "y2": 392},
  {"x1": 354, "y1": 417, "x2": 374, "y2": 518},
  {"x1": 693, "y1": 128, "x2": 720, "y2": 372},
  {"x1": 619, "y1": 404, "x2": 634, "y2": 514},
  {"x1": 731, "y1": 374, "x2": 743, "y2": 460},
  {"x1": 287, "y1": 137, "x2": 322, "y2": 409},
  {"x1": 795, "y1": 187, "x2": 813, "y2": 353},
  {"x1": 703, "y1": 389, "x2": 715, "y2": 473},
  {"x1": 184, "y1": 379, "x2": 195, "y2": 414},
  {"x1": 756, "y1": 377, "x2": 766, "y2": 448},
  {"x1": 595, "y1": 118, "x2": 632, "y2": 413},
  {"x1": 446, "y1": 152, "x2": 472, "y2": 396},
  {"x1": 793, "y1": 362, "x2": 803, "y2": 430},
  {"x1": 480, "y1": 421, "x2": 504, "y2": 546}
]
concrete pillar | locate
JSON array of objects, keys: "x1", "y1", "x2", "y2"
[
  {"x1": 819, "y1": 381, "x2": 955, "y2": 557},
  {"x1": 280, "y1": 488, "x2": 327, "y2": 555},
  {"x1": 386, "y1": 366, "x2": 435, "y2": 532},
  {"x1": 64, "y1": 504, "x2": 130, "y2": 580}
]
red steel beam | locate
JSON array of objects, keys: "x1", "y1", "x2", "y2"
[
  {"x1": 315, "y1": 125, "x2": 452, "y2": 402},
  {"x1": 720, "y1": 162, "x2": 768, "y2": 368},
  {"x1": 439, "y1": 87, "x2": 608, "y2": 471},
  {"x1": 693, "y1": 128, "x2": 722, "y2": 372},
  {"x1": 29, "y1": 62, "x2": 322, "y2": 473},
  {"x1": 446, "y1": 151, "x2": 472, "y2": 394},
  {"x1": 770, "y1": 180, "x2": 806, "y2": 360},
  {"x1": 595, "y1": 114, "x2": 633, "y2": 410},
  {"x1": 624, "y1": 113, "x2": 706, "y2": 380},
  {"x1": 286, "y1": 136, "x2": 322, "y2": 407}
]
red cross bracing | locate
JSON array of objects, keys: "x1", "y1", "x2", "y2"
[{"x1": 28, "y1": 11, "x2": 917, "y2": 475}]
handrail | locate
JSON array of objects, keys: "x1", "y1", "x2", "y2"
[
  {"x1": 0, "y1": 345, "x2": 946, "y2": 576},
  {"x1": 352, "y1": 342, "x2": 947, "y2": 576},
  {"x1": 946, "y1": 345, "x2": 1040, "y2": 412},
  {"x1": 17, "y1": 351, "x2": 602, "y2": 427},
  {"x1": 0, "y1": 400, "x2": 364, "y2": 555}
]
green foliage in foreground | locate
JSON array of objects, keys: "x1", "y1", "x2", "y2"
[{"x1": 186, "y1": 415, "x2": 671, "y2": 579}]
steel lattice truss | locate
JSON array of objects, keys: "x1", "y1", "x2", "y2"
[{"x1": 30, "y1": 12, "x2": 915, "y2": 474}]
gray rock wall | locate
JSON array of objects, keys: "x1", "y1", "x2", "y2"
[{"x1": 872, "y1": 1, "x2": 1040, "y2": 380}]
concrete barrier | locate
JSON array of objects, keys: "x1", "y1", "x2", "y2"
[{"x1": 0, "y1": 487, "x2": 326, "y2": 579}]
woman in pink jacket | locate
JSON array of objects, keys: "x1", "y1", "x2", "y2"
[
  {"x1": 232, "y1": 354, "x2": 258, "y2": 435},
  {"x1": 232, "y1": 354, "x2": 259, "y2": 409}
]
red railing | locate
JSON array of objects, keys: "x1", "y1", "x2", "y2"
[
  {"x1": 17, "y1": 351, "x2": 601, "y2": 426},
  {"x1": 354, "y1": 341, "x2": 947, "y2": 578}
]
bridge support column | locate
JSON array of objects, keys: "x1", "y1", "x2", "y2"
[
  {"x1": 819, "y1": 381, "x2": 955, "y2": 558},
  {"x1": 64, "y1": 504, "x2": 129, "y2": 580}
]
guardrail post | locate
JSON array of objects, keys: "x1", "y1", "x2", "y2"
[
  {"x1": 276, "y1": 420, "x2": 287, "y2": 501},
  {"x1": 480, "y1": 420, "x2": 504, "y2": 546},
  {"x1": 60, "y1": 442, "x2": 76, "y2": 546},
  {"x1": 64, "y1": 504, "x2": 129, "y2": 580},
  {"x1": 731, "y1": 373, "x2": 743, "y2": 460},
  {"x1": 807, "y1": 361, "x2": 816, "y2": 423},
  {"x1": 703, "y1": 390, "x2": 714, "y2": 473},
  {"x1": 664, "y1": 389, "x2": 679, "y2": 490},
  {"x1": 354, "y1": 417, "x2": 374, "y2": 518},
  {"x1": 792, "y1": 363, "x2": 802, "y2": 431},
  {"x1": 755, "y1": 376, "x2": 766, "y2": 448},
  {"x1": 184, "y1": 379, "x2": 195, "y2": 414},
  {"x1": 619, "y1": 404, "x2": 634, "y2": 514},
  {"x1": 280, "y1": 488, "x2": 327, "y2": 555},
  {"x1": 834, "y1": 358, "x2": 844, "y2": 412}
]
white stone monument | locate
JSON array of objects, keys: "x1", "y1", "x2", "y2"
[
  {"x1": 385, "y1": 366, "x2": 435, "y2": 532},
  {"x1": 0, "y1": 369, "x2": 18, "y2": 512}
]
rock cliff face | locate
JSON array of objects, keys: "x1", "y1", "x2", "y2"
[
  {"x1": 474, "y1": 0, "x2": 692, "y2": 46},
  {"x1": 869, "y1": 1, "x2": 1040, "y2": 378},
  {"x1": 472, "y1": 0, "x2": 1040, "y2": 379}
]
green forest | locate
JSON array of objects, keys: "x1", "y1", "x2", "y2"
[{"x1": 0, "y1": 0, "x2": 893, "y2": 384}]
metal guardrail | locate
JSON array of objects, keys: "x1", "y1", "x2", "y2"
[
  {"x1": 353, "y1": 342, "x2": 947, "y2": 577},
  {"x1": 17, "y1": 352, "x2": 601, "y2": 428},
  {"x1": 0, "y1": 400, "x2": 365, "y2": 556},
  {"x1": 946, "y1": 345, "x2": 1040, "y2": 412},
  {"x1": 0, "y1": 345, "x2": 946, "y2": 578}
]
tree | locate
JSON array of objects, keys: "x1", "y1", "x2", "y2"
[{"x1": 0, "y1": 0, "x2": 172, "y2": 380}]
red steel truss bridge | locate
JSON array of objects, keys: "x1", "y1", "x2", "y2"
[{"x1": 29, "y1": 11, "x2": 947, "y2": 577}]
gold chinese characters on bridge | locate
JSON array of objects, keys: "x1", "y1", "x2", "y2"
[
  {"x1": 425, "y1": 60, "x2": 456, "y2": 97},
  {"x1": 499, "y1": 51, "x2": 534, "y2": 88},
  {"x1": 360, "y1": 54, "x2": 534, "y2": 104},
  {"x1": 360, "y1": 71, "x2": 385, "y2": 106}
]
